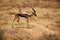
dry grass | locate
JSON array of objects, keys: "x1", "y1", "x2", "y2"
[{"x1": 0, "y1": 0, "x2": 60, "y2": 40}]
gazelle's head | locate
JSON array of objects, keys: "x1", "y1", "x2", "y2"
[
  {"x1": 31, "y1": 8, "x2": 37, "y2": 16},
  {"x1": 33, "y1": 12, "x2": 37, "y2": 16}
]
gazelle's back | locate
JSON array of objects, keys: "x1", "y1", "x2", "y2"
[{"x1": 17, "y1": 13, "x2": 30, "y2": 18}]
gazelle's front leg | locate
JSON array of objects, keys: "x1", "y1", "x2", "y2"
[{"x1": 27, "y1": 18, "x2": 30, "y2": 28}]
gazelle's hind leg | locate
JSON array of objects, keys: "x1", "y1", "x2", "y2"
[
  {"x1": 12, "y1": 16, "x2": 16, "y2": 28},
  {"x1": 16, "y1": 17, "x2": 20, "y2": 28},
  {"x1": 12, "y1": 15, "x2": 19, "y2": 28}
]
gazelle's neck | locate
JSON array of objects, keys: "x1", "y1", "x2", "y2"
[{"x1": 28, "y1": 13, "x2": 34, "y2": 17}]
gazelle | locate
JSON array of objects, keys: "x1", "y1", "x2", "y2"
[{"x1": 12, "y1": 7, "x2": 37, "y2": 28}]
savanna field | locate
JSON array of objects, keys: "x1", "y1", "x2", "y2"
[{"x1": 0, "y1": 0, "x2": 60, "y2": 40}]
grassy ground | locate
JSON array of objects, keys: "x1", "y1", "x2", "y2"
[{"x1": 0, "y1": 0, "x2": 60, "y2": 40}]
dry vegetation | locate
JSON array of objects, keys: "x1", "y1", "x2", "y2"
[{"x1": 0, "y1": 0, "x2": 60, "y2": 40}]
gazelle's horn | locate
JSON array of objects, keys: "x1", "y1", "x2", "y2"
[{"x1": 31, "y1": 7, "x2": 37, "y2": 16}]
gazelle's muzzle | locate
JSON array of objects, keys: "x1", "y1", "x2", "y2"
[{"x1": 35, "y1": 14, "x2": 37, "y2": 16}]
